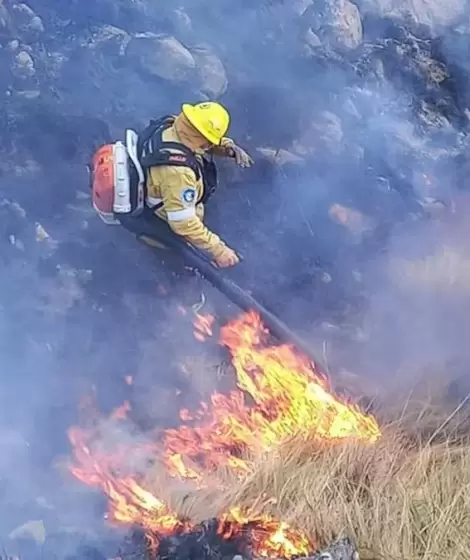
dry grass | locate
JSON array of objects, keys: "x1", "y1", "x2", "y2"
[
  {"x1": 163, "y1": 411, "x2": 470, "y2": 560},
  {"x1": 141, "y1": 356, "x2": 470, "y2": 560}
]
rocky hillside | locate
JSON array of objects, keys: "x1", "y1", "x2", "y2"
[
  {"x1": 2, "y1": 0, "x2": 470, "y2": 554},
  {"x1": 2, "y1": 0, "x2": 470, "y2": 283},
  {"x1": 1, "y1": 0, "x2": 470, "y2": 408}
]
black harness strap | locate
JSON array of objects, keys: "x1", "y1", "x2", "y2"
[
  {"x1": 137, "y1": 115, "x2": 219, "y2": 208},
  {"x1": 137, "y1": 116, "x2": 173, "y2": 157},
  {"x1": 140, "y1": 141, "x2": 202, "y2": 183}
]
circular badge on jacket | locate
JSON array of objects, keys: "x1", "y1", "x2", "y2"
[{"x1": 181, "y1": 187, "x2": 196, "y2": 205}]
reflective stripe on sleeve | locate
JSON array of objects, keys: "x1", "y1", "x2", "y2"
[
  {"x1": 166, "y1": 207, "x2": 196, "y2": 221},
  {"x1": 146, "y1": 196, "x2": 163, "y2": 207}
]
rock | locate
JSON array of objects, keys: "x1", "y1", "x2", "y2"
[
  {"x1": 417, "y1": 100, "x2": 452, "y2": 128},
  {"x1": 356, "y1": 0, "x2": 465, "y2": 34},
  {"x1": 15, "y1": 89, "x2": 40, "y2": 99},
  {"x1": 126, "y1": 33, "x2": 196, "y2": 83},
  {"x1": 86, "y1": 24, "x2": 131, "y2": 57},
  {"x1": 46, "y1": 51, "x2": 68, "y2": 80},
  {"x1": 9, "y1": 519, "x2": 46, "y2": 544},
  {"x1": 190, "y1": 44, "x2": 228, "y2": 98},
  {"x1": 291, "y1": 0, "x2": 313, "y2": 16},
  {"x1": 329, "y1": 203, "x2": 375, "y2": 236},
  {"x1": 256, "y1": 147, "x2": 305, "y2": 166},
  {"x1": 11, "y1": 3, "x2": 44, "y2": 34},
  {"x1": 36, "y1": 264, "x2": 86, "y2": 315},
  {"x1": 35, "y1": 222, "x2": 50, "y2": 242},
  {"x1": 11, "y1": 50, "x2": 35, "y2": 78},
  {"x1": 417, "y1": 196, "x2": 447, "y2": 218},
  {"x1": 7, "y1": 39, "x2": 20, "y2": 51},
  {"x1": 169, "y1": 7, "x2": 194, "y2": 39},
  {"x1": 304, "y1": 28, "x2": 323, "y2": 49},
  {"x1": 378, "y1": 26, "x2": 449, "y2": 90},
  {"x1": 291, "y1": 110, "x2": 344, "y2": 157},
  {"x1": 301, "y1": 0, "x2": 363, "y2": 52},
  {"x1": 0, "y1": 0, "x2": 11, "y2": 32}
]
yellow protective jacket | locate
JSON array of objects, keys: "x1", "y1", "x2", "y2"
[{"x1": 146, "y1": 114, "x2": 234, "y2": 259}]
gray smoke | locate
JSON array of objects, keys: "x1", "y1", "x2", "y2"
[{"x1": 1, "y1": 0, "x2": 470, "y2": 556}]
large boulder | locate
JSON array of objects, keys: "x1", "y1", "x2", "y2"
[
  {"x1": 0, "y1": 0, "x2": 11, "y2": 32},
  {"x1": 126, "y1": 33, "x2": 197, "y2": 83},
  {"x1": 356, "y1": 0, "x2": 466, "y2": 34},
  {"x1": 190, "y1": 44, "x2": 228, "y2": 98},
  {"x1": 166, "y1": 7, "x2": 194, "y2": 40},
  {"x1": 291, "y1": 110, "x2": 345, "y2": 157},
  {"x1": 301, "y1": 0, "x2": 363, "y2": 52},
  {"x1": 10, "y1": 3, "x2": 44, "y2": 35},
  {"x1": 84, "y1": 24, "x2": 131, "y2": 57},
  {"x1": 11, "y1": 49, "x2": 35, "y2": 79}
]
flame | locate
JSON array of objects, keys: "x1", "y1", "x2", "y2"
[
  {"x1": 68, "y1": 419, "x2": 310, "y2": 557},
  {"x1": 219, "y1": 507, "x2": 311, "y2": 557},
  {"x1": 193, "y1": 312, "x2": 215, "y2": 342},
  {"x1": 110, "y1": 400, "x2": 131, "y2": 421},
  {"x1": 163, "y1": 310, "x2": 380, "y2": 480},
  {"x1": 68, "y1": 426, "x2": 185, "y2": 534},
  {"x1": 68, "y1": 310, "x2": 381, "y2": 558}
]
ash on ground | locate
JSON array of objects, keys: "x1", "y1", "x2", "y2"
[{"x1": 118, "y1": 520, "x2": 254, "y2": 560}]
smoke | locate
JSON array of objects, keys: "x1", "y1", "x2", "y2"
[
  {"x1": 1, "y1": 0, "x2": 470, "y2": 556},
  {"x1": 330, "y1": 197, "x2": 470, "y2": 392}
]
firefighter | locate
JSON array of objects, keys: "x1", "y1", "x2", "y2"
[{"x1": 138, "y1": 102, "x2": 253, "y2": 268}]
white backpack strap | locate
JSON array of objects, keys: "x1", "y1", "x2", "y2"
[
  {"x1": 112, "y1": 141, "x2": 131, "y2": 213},
  {"x1": 126, "y1": 129, "x2": 145, "y2": 183},
  {"x1": 126, "y1": 129, "x2": 145, "y2": 214}
]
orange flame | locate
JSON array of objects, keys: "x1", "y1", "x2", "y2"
[
  {"x1": 68, "y1": 310, "x2": 381, "y2": 558},
  {"x1": 193, "y1": 312, "x2": 215, "y2": 342},
  {"x1": 219, "y1": 507, "x2": 311, "y2": 557},
  {"x1": 163, "y1": 310, "x2": 380, "y2": 481},
  {"x1": 68, "y1": 426, "x2": 185, "y2": 534}
]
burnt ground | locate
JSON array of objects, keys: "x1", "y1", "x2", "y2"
[
  {"x1": 2, "y1": 0, "x2": 470, "y2": 557},
  {"x1": 0, "y1": 119, "x2": 443, "y2": 557},
  {"x1": 0, "y1": 116, "x2": 365, "y2": 557}
]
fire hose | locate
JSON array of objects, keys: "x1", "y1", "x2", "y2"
[
  {"x1": 87, "y1": 145, "x2": 325, "y2": 369},
  {"x1": 121, "y1": 214, "x2": 327, "y2": 373}
]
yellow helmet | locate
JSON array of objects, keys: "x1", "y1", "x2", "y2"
[{"x1": 181, "y1": 102, "x2": 230, "y2": 145}]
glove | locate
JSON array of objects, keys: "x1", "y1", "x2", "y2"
[
  {"x1": 195, "y1": 203, "x2": 205, "y2": 220},
  {"x1": 225, "y1": 141, "x2": 254, "y2": 168},
  {"x1": 213, "y1": 246, "x2": 240, "y2": 268}
]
